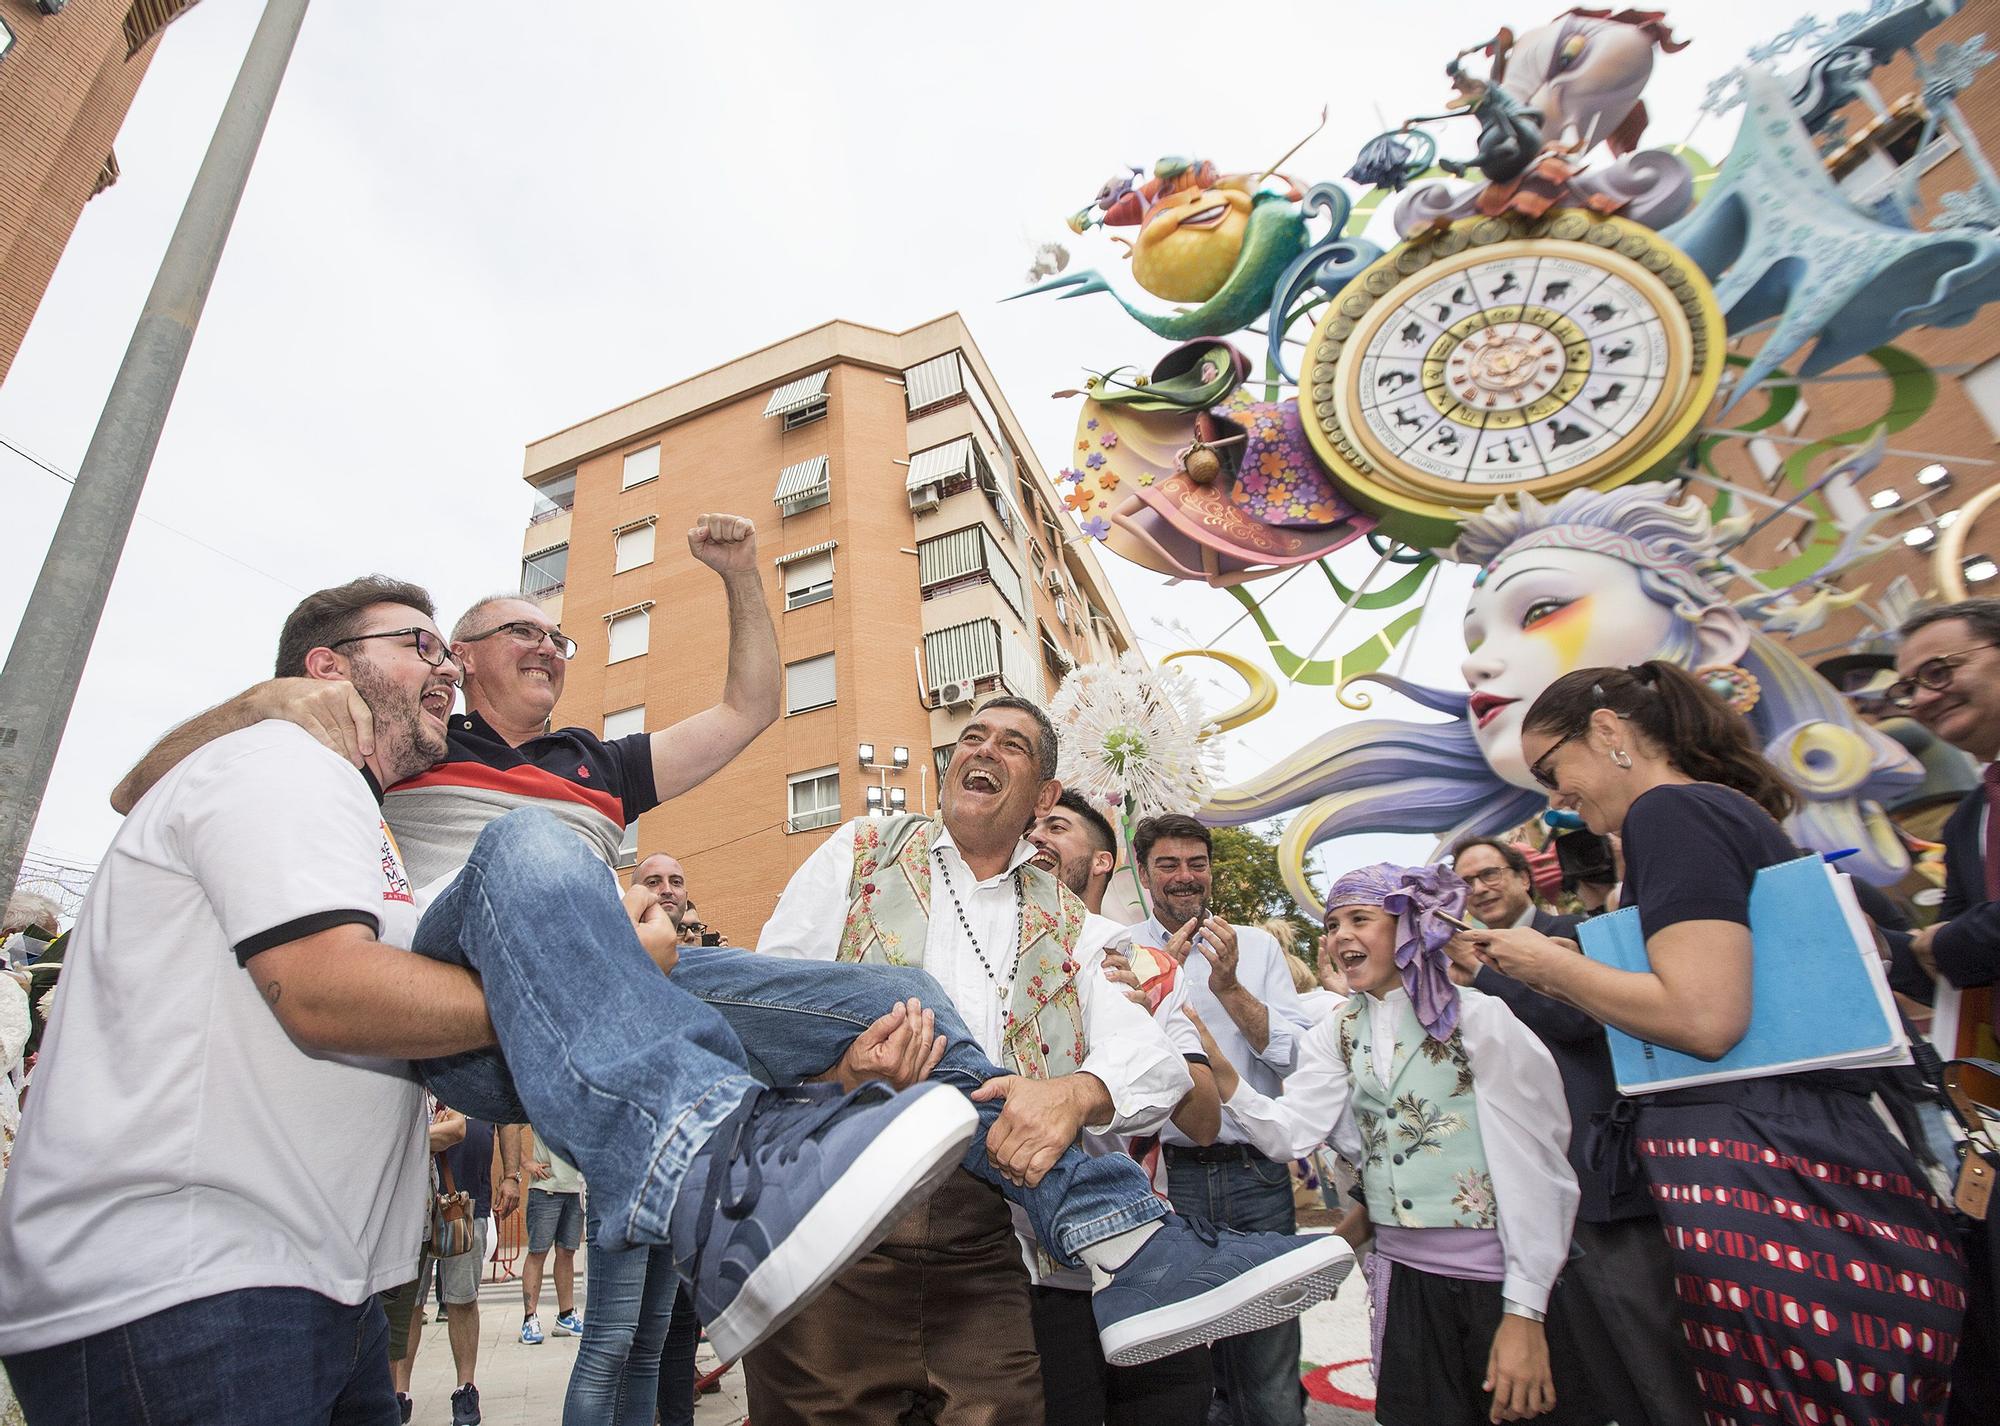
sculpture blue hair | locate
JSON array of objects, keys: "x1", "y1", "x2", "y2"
[{"x1": 1205, "y1": 486, "x2": 1920, "y2": 913}]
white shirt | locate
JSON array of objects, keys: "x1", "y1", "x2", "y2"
[
  {"x1": 758, "y1": 820, "x2": 1190, "y2": 1134},
  {"x1": 1125, "y1": 915, "x2": 1315, "y2": 1146},
  {"x1": 0, "y1": 723, "x2": 429, "y2": 1353},
  {"x1": 1220, "y1": 986, "x2": 1578, "y2": 1314}
]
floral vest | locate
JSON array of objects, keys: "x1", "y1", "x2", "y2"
[
  {"x1": 836, "y1": 814, "x2": 1088, "y2": 1079},
  {"x1": 1335, "y1": 993, "x2": 1497, "y2": 1231}
]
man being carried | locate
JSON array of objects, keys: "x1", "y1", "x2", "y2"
[
  {"x1": 744, "y1": 702, "x2": 1347, "y2": 1424},
  {"x1": 0, "y1": 578, "x2": 977, "y2": 1419}
]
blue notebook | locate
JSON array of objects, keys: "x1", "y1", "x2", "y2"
[{"x1": 1578, "y1": 854, "x2": 1910, "y2": 1094}]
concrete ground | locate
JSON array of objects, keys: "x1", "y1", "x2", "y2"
[{"x1": 405, "y1": 1245, "x2": 1378, "y2": 1426}]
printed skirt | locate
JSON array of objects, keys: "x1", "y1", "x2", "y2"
[{"x1": 1635, "y1": 1074, "x2": 1967, "y2": 1426}]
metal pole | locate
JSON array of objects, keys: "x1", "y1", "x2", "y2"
[{"x1": 0, "y1": 0, "x2": 312, "y2": 910}]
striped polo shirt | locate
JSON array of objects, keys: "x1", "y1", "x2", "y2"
[{"x1": 382, "y1": 709, "x2": 657, "y2": 892}]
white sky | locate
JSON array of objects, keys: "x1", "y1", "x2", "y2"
[{"x1": 2, "y1": 0, "x2": 1788, "y2": 885}]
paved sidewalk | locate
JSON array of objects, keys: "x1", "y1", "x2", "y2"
[
  {"x1": 404, "y1": 1256, "x2": 1377, "y2": 1425},
  {"x1": 403, "y1": 1276, "x2": 748, "y2": 1426}
]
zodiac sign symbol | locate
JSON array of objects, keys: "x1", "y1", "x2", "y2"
[
  {"x1": 1583, "y1": 301, "x2": 1624, "y2": 323},
  {"x1": 1485, "y1": 435, "x2": 1526, "y2": 465},
  {"x1": 1378, "y1": 370, "x2": 1417, "y2": 391},
  {"x1": 1392, "y1": 405, "x2": 1424, "y2": 430},
  {"x1": 1490, "y1": 272, "x2": 1521, "y2": 300},
  {"x1": 1542, "y1": 279, "x2": 1572, "y2": 302},
  {"x1": 1399, "y1": 320, "x2": 1425, "y2": 346},
  {"x1": 1434, "y1": 302, "x2": 1454, "y2": 323},
  {"x1": 1599, "y1": 339, "x2": 1635, "y2": 362},
  {"x1": 1588, "y1": 382, "x2": 1626, "y2": 411},
  {"x1": 1451, "y1": 284, "x2": 1472, "y2": 306},
  {"x1": 1428, "y1": 427, "x2": 1462, "y2": 454},
  {"x1": 1546, "y1": 418, "x2": 1590, "y2": 448}
]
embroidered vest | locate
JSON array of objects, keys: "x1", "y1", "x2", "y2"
[
  {"x1": 1336, "y1": 994, "x2": 1497, "y2": 1231},
  {"x1": 836, "y1": 814, "x2": 1088, "y2": 1079}
]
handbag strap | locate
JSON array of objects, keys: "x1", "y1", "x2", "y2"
[{"x1": 434, "y1": 1151, "x2": 461, "y2": 1197}]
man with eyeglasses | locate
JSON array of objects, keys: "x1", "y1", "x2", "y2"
[
  {"x1": 1444, "y1": 837, "x2": 1699, "y2": 1426},
  {"x1": 1893, "y1": 598, "x2": 2000, "y2": 1426}
]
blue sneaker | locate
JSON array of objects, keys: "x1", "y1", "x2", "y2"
[
  {"x1": 519, "y1": 1313, "x2": 543, "y2": 1345},
  {"x1": 1091, "y1": 1213, "x2": 1356, "y2": 1366},
  {"x1": 670, "y1": 1081, "x2": 977, "y2": 1362},
  {"x1": 553, "y1": 1309, "x2": 583, "y2": 1336}
]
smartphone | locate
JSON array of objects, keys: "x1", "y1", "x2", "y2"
[{"x1": 700, "y1": 931, "x2": 722, "y2": 947}]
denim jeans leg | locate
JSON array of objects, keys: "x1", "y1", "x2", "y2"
[
  {"x1": 563, "y1": 1204, "x2": 678, "y2": 1426},
  {"x1": 667, "y1": 946, "x2": 1165, "y2": 1265},
  {"x1": 655, "y1": 1286, "x2": 702, "y2": 1426},
  {"x1": 4, "y1": 1288, "x2": 396, "y2": 1426},
  {"x1": 408, "y1": 809, "x2": 762, "y2": 1250},
  {"x1": 1165, "y1": 1157, "x2": 1302, "y2": 1426}
]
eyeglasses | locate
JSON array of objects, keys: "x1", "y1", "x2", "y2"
[
  {"x1": 328, "y1": 627, "x2": 456, "y2": 668},
  {"x1": 1885, "y1": 644, "x2": 1996, "y2": 709},
  {"x1": 1528, "y1": 706, "x2": 1630, "y2": 792},
  {"x1": 462, "y1": 620, "x2": 577, "y2": 660},
  {"x1": 1460, "y1": 867, "x2": 1518, "y2": 889}
]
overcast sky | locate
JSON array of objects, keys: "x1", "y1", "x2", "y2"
[{"x1": 2, "y1": 0, "x2": 1788, "y2": 885}]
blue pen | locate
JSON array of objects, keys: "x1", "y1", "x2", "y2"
[{"x1": 1822, "y1": 849, "x2": 1859, "y2": 863}]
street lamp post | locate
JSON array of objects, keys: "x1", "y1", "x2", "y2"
[
  {"x1": 858, "y1": 742, "x2": 914, "y2": 816},
  {"x1": 0, "y1": 0, "x2": 312, "y2": 909}
]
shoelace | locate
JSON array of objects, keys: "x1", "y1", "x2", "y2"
[{"x1": 685, "y1": 1085, "x2": 879, "y2": 1287}]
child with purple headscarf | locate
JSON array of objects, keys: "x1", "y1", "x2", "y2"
[{"x1": 1210, "y1": 861, "x2": 1594, "y2": 1426}]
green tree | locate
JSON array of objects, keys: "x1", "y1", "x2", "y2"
[{"x1": 1206, "y1": 822, "x2": 1319, "y2": 956}]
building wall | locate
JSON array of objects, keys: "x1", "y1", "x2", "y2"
[
  {"x1": 1704, "y1": 6, "x2": 2000, "y2": 657},
  {"x1": 0, "y1": 0, "x2": 187, "y2": 386},
  {"x1": 520, "y1": 316, "x2": 1137, "y2": 943}
]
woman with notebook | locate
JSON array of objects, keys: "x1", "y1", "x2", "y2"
[
  {"x1": 1211, "y1": 861, "x2": 1596, "y2": 1425},
  {"x1": 1474, "y1": 661, "x2": 1967, "y2": 1425}
]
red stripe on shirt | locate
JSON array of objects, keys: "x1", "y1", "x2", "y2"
[{"x1": 389, "y1": 760, "x2": 625, "y2": 824}]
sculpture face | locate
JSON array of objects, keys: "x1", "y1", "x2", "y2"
[
  {"x1": 1132, "y1": 184, "x2": 1253, "y2": 304},
  {"x1": 1460, "y1": 546, "x2": 1680, "y2": 788}
]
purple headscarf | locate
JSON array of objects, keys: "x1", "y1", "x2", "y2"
[{"x1": 1323, "y1": 861, "x2": 1469, "y2": 1041}]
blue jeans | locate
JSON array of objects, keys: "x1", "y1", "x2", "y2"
[
  {"x1": 655, "y1": 1284, "x2": 701, "y2": 1426},
  {"x1": 1165, "y1": 1153, "x2": 1303, "y2": 1426},
  {"x1": 2, "y1": 1286, "x2": 396, "y2": 1426},
  {"x1": 563, "y1": 1204, "x2": 679, "y2": 1426},
  {"x1": 412, "y1": 810, "x2": 1165, "y2": 1265}
]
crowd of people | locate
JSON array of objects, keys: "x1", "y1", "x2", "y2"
[{"x1": 0, "y1": 510, "x2": 1994, "y2": 1426}]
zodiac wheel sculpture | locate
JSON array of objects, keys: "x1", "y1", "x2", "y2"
[{"x1": 1301, "y1": 211, "x2": 1725, "y2": 545}]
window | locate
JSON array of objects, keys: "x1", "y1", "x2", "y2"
[
  {"x1": 904, "y1": 352, "x2": 967, "y2": 414},
  {"x1": 786, "y1": 652, "x2": 837, "y2": 714},
  {"x1": 933, "y1": 745, "x2": 955, "y2": 784},
  {"x1": 604, "y1": 705, "x2": 646, "y2": 740},
  {"x1": 917, "y1": 526, "x2": 1023, "y2": 620},
  {"x1": 521, "y1": 543, "x2": 568, "y2": 596},
  {"x1": 782, "y1": 550, "x2": 835, "y2": 610},
  {"x1": 616, "y1": 820, "x2": 639, "y2": 868},
  {"x1": 764, "y1": 371, "x2": 830, "y2": 428},
  {"x1": 774, "y1": 455, "x2": 831, "y2": 516},
  {"x1": 622, "y1": 444, "x2": 660, "y2": 490},
  {"x1": 124, "y1": 0, "x2": 199, "y2": 56},
  {"x1": 1041, "y1": 624, "x2": 1071, "y2": 684},
  {"x1": 924, "y1": 619, "x2": 1001, "y2": 692},
  {"x1": 607, "y1": 605, "x2": 651, "y2": 662},
  {"x1": 0, "y1": 19, "x2": 13, "y2": 64},
  {"x1": 614, "y1": 521, "x2": 656, "y2": 573},
  {"x1": 1966, "y1": 355, "x2": 2000, "y2": 443},
  {"x1": 1029, "y1": 540, "x2": 1046, "y2": 575},
  {"x1": 787, "y1": 767, "x2": 841, "y2": 832},
  {"x1": 1054, "y1": 589, "x2": 1070, "y2": 627},
  {"x1": 530, "y1": 470, "x2": 575, "y2": 523}
]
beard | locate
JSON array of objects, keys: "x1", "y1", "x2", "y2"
[
  {"x1": 1154, "y1": 881, "x2": 1206, "y2": 926},
  {"x1": 347, "y1": 655, "x2": 446, "y2": 785}
]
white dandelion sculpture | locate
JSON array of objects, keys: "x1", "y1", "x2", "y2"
[{"x1": 1051, "y1": 654, "x2": 1222, "y2": 897}]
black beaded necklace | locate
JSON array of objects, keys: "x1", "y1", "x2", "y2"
[{"x1": 933, "y1": 850, "x2": 1025, "y2": 1010}]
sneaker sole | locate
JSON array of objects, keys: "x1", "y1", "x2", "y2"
[
  {"x1": 551, "y1": 1324, "x2": 577, "y2": 1337},
  {"x1": 703, "y1": 1085, "x2": 977, "y2": 1362},
  {"x1": 1097, "y1": 1233, "x2": 1356, "y2": 1367}
]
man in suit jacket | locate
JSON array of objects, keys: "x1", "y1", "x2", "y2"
[
  {"x1": 1449, "y1": 837, "x2": 1701, "y2": 1426},
  {"x1": 1894, "y1": 599, "x2": 2000, "y2": 1426}
]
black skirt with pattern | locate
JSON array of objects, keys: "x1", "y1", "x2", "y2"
[{"x1": 1633, "y1": 1074, "x2": 1967, "y2": 1426}]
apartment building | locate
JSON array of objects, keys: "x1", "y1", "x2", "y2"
[
  {"x1": 517, "y1": 314, "x2": 1138, "y2": 942},
  {"x1": 1706, "y1": 4, "x2": 2000, "y2": 655},
  {"x1": 0, "y1": 0, "x2": 202, "y2": 385}
]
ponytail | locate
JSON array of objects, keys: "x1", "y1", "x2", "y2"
[{"x1": 1523, "y1": 662, "x2": 1797, "y2": 821}]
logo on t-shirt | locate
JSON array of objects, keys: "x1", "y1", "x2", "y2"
[
  {"x1": 577, "y1": 765, "x2": 591, "y2": 779},
  {"x1": 378, "y1": 821, "x2": 414, "y2": 905}
]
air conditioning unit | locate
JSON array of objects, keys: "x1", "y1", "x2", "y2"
[
  {"x1": 937, "y1": 678, "x2": 976, "y2": 708},
  {"x1": 909, "y1": 484, "x2": 941, "y2": 514}
]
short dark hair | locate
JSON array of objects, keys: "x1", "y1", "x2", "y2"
[
  {"x1": 972, "y1": 696, "x2": 1059, "y2": 779},
  {"x1": 275, "y1": 576, "x2": 436, "y2": 679},
  {"x1": 1899, "y1": 599, "x2": 2000, "y2": 646},
  {"x1": 1449, "y1": 836, "x2": 1530, "y2": 878},
  {"x1": 1133, "y1": 813, "x2": 1211, "y2": 866},
  {"x1": 1056, "y1": 790, "x2": 1117, "y2": 856}
]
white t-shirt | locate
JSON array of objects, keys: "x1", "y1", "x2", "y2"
[{"x1": 0, "y1": 722, "x2": 429, "y2": 1353}]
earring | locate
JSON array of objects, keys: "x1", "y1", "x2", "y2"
[
  {"x1": 1610, "y1": 748, "x2": 1633, "y2": 769},
  {"x1": 1695, "y1": 663, "x2": 1761, "y2": 716}
]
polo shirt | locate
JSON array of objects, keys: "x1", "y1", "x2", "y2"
[
  {"x1": 382, "y1": 709, "x2": 658, "y2": 890},
  {"x1": 0, "y1": 721, "x2": 428, "y2": 1353}
]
